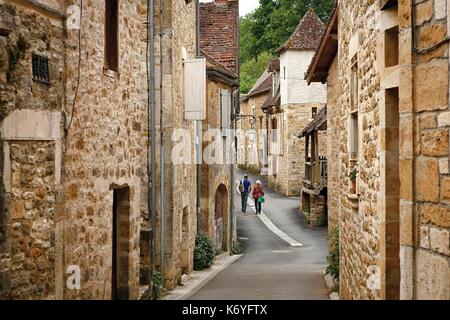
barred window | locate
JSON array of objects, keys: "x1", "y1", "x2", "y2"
[{"x1": 32, "y1": 53, "x2": 50, "y2": 84}]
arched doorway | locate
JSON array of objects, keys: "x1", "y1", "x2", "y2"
[{"x1": 214, "y1": 184, "x2": 228, "y2": 252}]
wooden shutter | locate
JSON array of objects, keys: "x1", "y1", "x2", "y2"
[{"x1": 184, "y1": 58, "x2": 206, "y2": 120}]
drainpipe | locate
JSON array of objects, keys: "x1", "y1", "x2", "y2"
[
  {"x1": 196, "y1": 0, "x2": 202, "y2": 235},
  {"x1": 229, "y1": 2, "x2": 240, "y2": 252},
  {"x1": 159, "y1": 0, "x2": 165, "y2": 286},
  {"x1": 146, "y1": 0, "x2": 157, "y2": 296},
  {"x1": 410, "y1": 0, "x2": 417, "y2": 300}
]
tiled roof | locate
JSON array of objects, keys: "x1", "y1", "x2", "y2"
[
  {"x1": 276, "y1": 9, "x2": 325, "y2": 53},
  {"x1": 246, "y1": 70, "x2": 272, "y2": 98},
  {"x1": 200, "y1": 0, "x2": 239, "y2": 74},
  {"x1": 268, "y1": 59, "x2": 280, "y2": 72},
  {"x1": 297, "y1": 105, "x2": 327, "y2": 138},
  {"x1": 261, "y1": 88, "x2": 281, "y2": 110},
  {"x1": 305, "y1": 3, "x2": 339, "y2": 84},
  {"x1": 201, "y1": 49, "x2": 239, "y2": 82}
]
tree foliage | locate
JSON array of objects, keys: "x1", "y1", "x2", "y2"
[{"x1": 240, "y1": 0, "x2": 335, "y2": 93}]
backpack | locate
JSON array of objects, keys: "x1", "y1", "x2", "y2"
[{"x1": 238, "y1": 179, "x2": 244, "y2": 192}]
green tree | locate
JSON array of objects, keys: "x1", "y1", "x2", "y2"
[
  {"x1": 240, "y1": 51, "x2": 273, "y2": 94},
  {"x1": 239, "y1": 0, "x2": 335, "y2": 93}
]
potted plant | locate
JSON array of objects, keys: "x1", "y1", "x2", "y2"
[{"x1": 349, "y1": 168, "x2": 357, "y2": 193}]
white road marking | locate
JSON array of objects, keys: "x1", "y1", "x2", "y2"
[{"x1": 236, "y1": 182, "x2": 303, "y2": 247}]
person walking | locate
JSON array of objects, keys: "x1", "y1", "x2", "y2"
[
  {"x1": 252, "y1": 180, "x2": 264, "y2": 214},
  {"x1": 239, "y1": 174, "x2": 252, "y2": 212}
]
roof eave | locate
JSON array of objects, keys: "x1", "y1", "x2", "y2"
[{"x1": 306, "y1": 6, "x2": 339, "y2": 85}]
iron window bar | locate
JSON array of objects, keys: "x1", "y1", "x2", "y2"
[{"x1": 32, "y1": 53, "x2": 50, "y2": 84}]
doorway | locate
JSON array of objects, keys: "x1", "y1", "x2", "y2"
[
  {"x1": 112, "y1": 187, "x2": 130, "y2": 300},
  {"x1": 214, "y1": 184, "x2": 228, "y2": 252}
]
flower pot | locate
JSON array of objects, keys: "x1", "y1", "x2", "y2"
[{"x1": 350, "y1": 180, "x2": 356, "y2": 193}]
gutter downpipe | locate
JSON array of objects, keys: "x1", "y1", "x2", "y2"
[
  {"x1": 159, "y1": 0, "x2": 165, "y2": 287},
  {"x1": 147, "y1": 0, "x2": 157, "y2": 298},
  {"x1": 230, "y1": 2, "x2": 240, "y2": 252},
  {"x1": 196, "y1": 0, "x2": 202, "y2": 235}
]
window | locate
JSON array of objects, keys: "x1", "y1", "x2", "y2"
[
  {"x1": 272, "y1": 72, "x2": 279, "y2": 96},
  {"x1": 271, "y1": 117, "x2": 278, "y2": 143},
  {"x1": 32, "y1": 53, "x2": 50, "y2": 84},
  {"x1": 105, "y1": 0, "x2": 119, "y2": 72},
  {"x1": 385, "y1": 26, "x2": 399, "y2": 68},
  {"x1": 270, "y1": 113, "x2": 284, "y2": 155},
  {"x1": 350, "y1": 55, "x2": 359, "y2": 162}
]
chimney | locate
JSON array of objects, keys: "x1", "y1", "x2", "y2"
[{"x1": 200, "y1": 0, "x2": 239, "y2": 73}]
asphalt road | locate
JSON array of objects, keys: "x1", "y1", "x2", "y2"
[{"x1": 188, "y1": 170, "x2": 329, "y2": 300}]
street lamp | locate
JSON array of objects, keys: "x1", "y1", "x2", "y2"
[{"x1": 232, "y1": 113, "x2": 257, "y2": 126}]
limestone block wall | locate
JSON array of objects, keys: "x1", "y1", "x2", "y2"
[
  {"x1": 268, "y1": 103, "x2": 325, "y2": 196},
  {"x1": 158, "y1": 0, "x2": 197, "y2": 290},
  {"x1": 61, "y1": 0, "x2": 148, "y2": 299},
  {"x1": 398, "y1": 0, "x2": 450, "y2": 300},
  {"x1": 337, "y1": 0, "x2": 382, "y2": 300},
  {"x1": 326, "y1": 57, "x2": 340, "y2": 249},
  {"x1": 336, "y1": 0, "x2": 450, "y2": 300},
  {"x1": 200, "y1": 78, "x2": 232, "y2": 251},
  {"x1": 0, "y1": 2, "x2": 65, "y2": 300},
  {"x1": 237, "y1": 93, "x2": 268, "y2": 174}
]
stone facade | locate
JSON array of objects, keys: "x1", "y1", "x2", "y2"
[
  {"x1": 266, "y1": 11, "x2": 327, "y2": 196},
  {"x1": 199, "y1": 0, "x2": 239, "y2": 256},
  {"x1": 0, "y1": 0, "x2": 204, "y2": 299},
  {"x1": 314, "y1": 0, "x2": 450, "y2": 300},
  {"x1": 238, "y1": 92, "x2": 269, "y2": 174}
]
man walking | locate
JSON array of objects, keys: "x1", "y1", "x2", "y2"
[{"x1": 239, "y1": 174, "x2": 252, "y2": 212}]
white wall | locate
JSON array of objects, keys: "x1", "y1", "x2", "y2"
[{"x1": 280, "y1": 50, "x2": 327, "y2": 105}]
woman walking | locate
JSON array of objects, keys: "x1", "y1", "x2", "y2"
[{"x1": 252, "y1": 180, "x2": 265, "y2": 214}]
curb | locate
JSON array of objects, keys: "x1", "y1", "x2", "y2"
[
  {"x1": 322, "y1": 269, "x2": 340, "y2": 300},
  {"x1": 164, "y1": 253, "x2": 243, "y2": 300}
]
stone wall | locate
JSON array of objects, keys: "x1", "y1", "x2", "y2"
[
  {"x1": 200, "y1": 78, "x2": 232, "y2": 252},
  {"x1": 237, "y1": 93, "x2": 268, "y2": 174},
  {"x1": 157, "y1": 0, "x2": 197, "y2": 290},
  {"x1": 326, "y1": 57, "x2": 340, "y2": 248},
  {"x1": 0, "y1": 1, "x2": 65, "y2": 300},
  {"x1": 200, "y1": 80, "x2": 235, "y2": 251},
  {"x1": 335, "y1": 0, "x2": 450, "y2": 300},
  {"x1": 268, "y1": 103, "x2": 326, "y2": 196},
  {"x1": 337, "y1": 0, "x2": 382, "y2": 300},
  {"x1": 398, "y1": 0, "x2": 450, "y2": 300}
]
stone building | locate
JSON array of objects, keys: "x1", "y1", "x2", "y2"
[
  {"x1": 199, "y1": 0, "x2": 239, "y2": 254},
  {"x1": 238, "y1": 70, "x2": 272, "y2": 174},
  {"x1": 266, "y1": 10, "x2": 327, "y2": 196},
  {"x1": 0, "y1": 0, "x2": 148, "y2": 299},
  {"x1": 297, "y1": 106, "x2": 328, "y2": 227},
  {"x1": 0, "y1": 0, "x2": 204, "y2": 299},
  {"x1": 305, "y1": 4, "x2": 339, "y2": 247},
  {"x1": 307, "y1": 0, "x2": 450, "y2": 300}
]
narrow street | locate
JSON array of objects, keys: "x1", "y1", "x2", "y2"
[{"x1": 188, "y1": 170, "x2": 329, "y2": 300}]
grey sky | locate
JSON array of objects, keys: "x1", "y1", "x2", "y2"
[{"x1": 200, "y1": 0, "x2": 259, "y2": 17}]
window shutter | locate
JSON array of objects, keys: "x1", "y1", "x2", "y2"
[{"x1": 184, "y1": 58, "x2": 206, "y2": 120}]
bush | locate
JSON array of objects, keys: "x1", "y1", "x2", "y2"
[
  {"x1": 326, "y1": 226, "x2": 339, "y2": 281},
  {"x1": 194, "y1": 234, "x2": 215, "y2": 270},
  {"x1": 152, "y1": 271, "x2": 163, "y2": 300},
  {"x1": 303, "y1": 206, "x2": 311, "y2": 224},
  {"x1": 231, "y1": 242, "x2": 243, "y2": 255}
]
